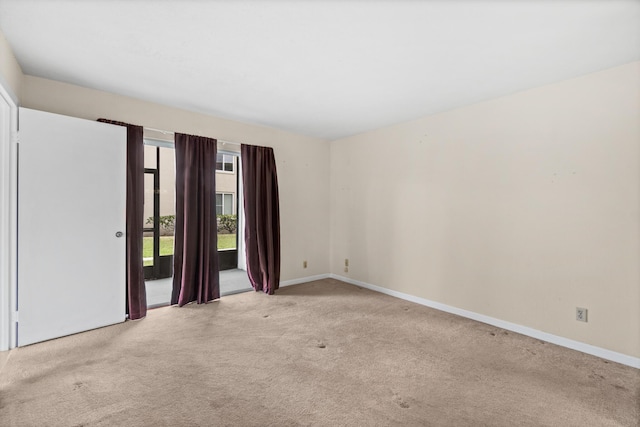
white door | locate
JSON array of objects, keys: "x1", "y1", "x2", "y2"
[{"x1": 18, "y1": 108, "x2": 126, "y2": 346}]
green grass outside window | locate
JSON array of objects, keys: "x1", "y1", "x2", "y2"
[{"x1": 143, "y1": 234, "x2": 236, "y2": 266}]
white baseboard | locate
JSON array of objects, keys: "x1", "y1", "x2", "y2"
[
  {"x1": 328, "y1": 274, "x2": 640, "y2": 369},
  {"x1": 280, "y1": 273, "x2": 330, "y2": 288}
]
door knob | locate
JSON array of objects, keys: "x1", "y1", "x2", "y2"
[{"x1": 115, "y1": 231, "x2": 124, "y2": 238}]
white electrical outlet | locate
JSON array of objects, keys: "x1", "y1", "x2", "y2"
[{"x1": 576, "y1": 307, "x2": 588, "y2": 322}]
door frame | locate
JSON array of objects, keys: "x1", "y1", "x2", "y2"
[{"x1": 0, "y1": 79, "x2": 18, "y2": 351}]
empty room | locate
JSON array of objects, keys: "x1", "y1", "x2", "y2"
[{"x1": 0, "y1": 1, "x2": 638, "y2": 426}]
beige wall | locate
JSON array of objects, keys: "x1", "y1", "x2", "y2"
[
  {"x1": 329, "y1": 62, "x2": 640, "y2": 358},
  {"x1": 22, "y1": 76, "x2": 331, "y2": 281},
  {"x1": 0, "y1": 30, "x2": 22, "y2": 101}
]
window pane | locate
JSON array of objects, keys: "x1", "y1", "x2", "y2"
[
  {"x1": 224, "y1": 161, "x2": 233, "y2": 172},
  {"x1": 143, "y1": 235, "x2": 154, "y2": 267},
  {"x1": 144, "y1": 173, "x2": 155, "y2": 228},
  {"x1": 159, "y1": 147, "x2": 175, "y2": 257},
  {"x1": 217, "y1": 193, "x2": 236, "y2": 250},
  {"x1": 144, "y1": 145, "x2": 157, "y2": 169},
  {"x1": 216, "y1": 193, "x2": 222, "y2": 215},
  {"x1": 143, "y1": 173, "x2": 155, "y2": 267},
  {"x1": 216, "y1": 153, "x2": 223, "y2": 171},
  {"x1": 224, "y1": 194, "x2": 233, "y2": 215}
]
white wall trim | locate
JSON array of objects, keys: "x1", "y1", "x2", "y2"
[
  {"x1": 327, "y1": 274, "x2": 640, "y2": 369},
  {"x1": 280, "y1": 274, "x2": 330, "y2": 288},
  {"x1": 0, "y1": 80, "x2": 18, "y2": 351}
]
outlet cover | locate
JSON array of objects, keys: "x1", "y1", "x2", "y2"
[
  {"x1": 576, "y1": 307, "x2": 588, "y2": 322},
  {"x1": 303, "y1": 260, "x2": 307, "y2": 269}
]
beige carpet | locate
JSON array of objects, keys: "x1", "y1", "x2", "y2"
[{"x1": 0, "y1": 278, "x2": 638, "y2": 426}]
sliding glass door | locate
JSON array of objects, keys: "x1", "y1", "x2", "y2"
[
  {"x1": 143, "y1": 142, "x2": 249, "y2": 305},
  {"x1": 143, "y1": 142, "x2": 175, "y2": 280}
]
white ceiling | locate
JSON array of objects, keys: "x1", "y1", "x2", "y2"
[{"x1": 0, "y1": 1, "x2": 639, "y2": 140}]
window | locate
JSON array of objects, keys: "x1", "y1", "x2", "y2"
[
  {"x1": 216, "y1": 153, "x2": 234, "y2": 172},
  {"x1": 216, "y1": 193, "x2": 234, "y2": 215}
]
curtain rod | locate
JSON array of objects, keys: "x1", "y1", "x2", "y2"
[{"x1": 144, "y1": 126, "x2": 241, "y2": 146}]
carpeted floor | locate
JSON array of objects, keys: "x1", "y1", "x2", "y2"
[{"x1": 0, "y1": 278, "x2": 638, "y2": 426}]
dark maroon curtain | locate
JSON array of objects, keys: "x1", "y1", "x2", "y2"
[
  {"x1": 97, "y1": 119, "x2": 147, "y2": 320},
  {"x1": 172, "y1": 133, "x2": 220, "y2": 305},
  {"x1": 241, "y1": 144, "x2": 281, "y2": 294}
]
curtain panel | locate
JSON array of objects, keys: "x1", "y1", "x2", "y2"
[
  {"x1": 97, "y1": 119, "x2": 147, "y2": 320},
  {"x1": 241, "y1": 144, "x2": 281, "y2": 295},
  {"x1": 172, "y1": 133, "x2": 220, "y2": 305}
]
